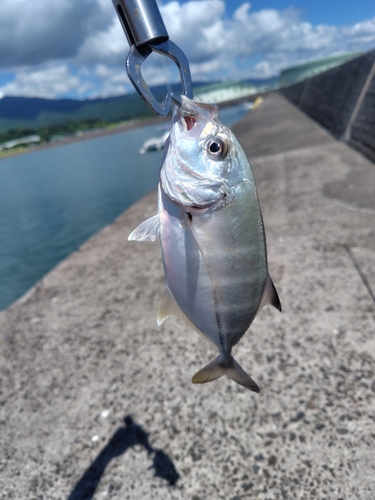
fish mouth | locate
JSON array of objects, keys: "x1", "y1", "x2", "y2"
[
  {"x1": 181, "y1": 113, "x2": 196, "y2": 131},
  {"x1": 176, "y1": 97, "x2": 219, "y2": 133}
]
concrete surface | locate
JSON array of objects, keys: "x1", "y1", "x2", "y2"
[{"x1": 1, "y1": 93, "x2": 375, "y2": 499}]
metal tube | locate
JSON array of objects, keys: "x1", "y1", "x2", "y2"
[{"x1": 112, "y1": 0, "x2": 169, "y2": 47}]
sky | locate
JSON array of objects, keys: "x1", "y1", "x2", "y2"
[{"x1": 0, "y1": 0, "x2": 375, "y2": 100}]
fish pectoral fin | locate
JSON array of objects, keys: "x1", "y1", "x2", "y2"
[
  {"x1": 257, "y1": 273, "x2": 282, "y2": 313},
  {"x1": 192, "y1": 355, "x2": 260, "y2": 393},
  {"x1": 128, "y1": 215, "x2": 160, "y2": 241}
]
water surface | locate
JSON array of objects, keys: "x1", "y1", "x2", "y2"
[{"x1": 0, "y1": 104, "x2": 248, "y2": 310}]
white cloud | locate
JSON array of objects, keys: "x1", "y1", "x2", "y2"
[
  {"x1": 0, "y1": 0, "x2": 112, "y2": 67},
  {"x1": 0, "y1": 65, "x2": 84, "y2": 98},
  {"x1": 91, "y1": 64, "x2": 131, "y2": 97},
  {"x1": 0, "y1": 0, "x2": 375, "y2": 98},
  {"x1": 76, "y1": 17, "x2": 128, "y2": 67},
  {"x1": 122, "y1": 1, "x2": 375, "y2": 82}
]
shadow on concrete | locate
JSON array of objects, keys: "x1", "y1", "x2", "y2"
[{"x1": 67, "y1": 415, "x2": 179, "y2": 499}]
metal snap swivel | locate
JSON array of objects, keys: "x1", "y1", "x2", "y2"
[{"x1": 112, "y1": 0, "x2": 193, "y2": 116}]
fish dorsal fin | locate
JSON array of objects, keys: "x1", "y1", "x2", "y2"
[
  {"x1": 258, "y1": 274, "x2": 282, "y2": 312},
  {"x1": 157, "y1": 287, "x2": 215, "y2": 346},
  {"x1": 128, "y1": 215, "x2": 159, "y2": 241}
]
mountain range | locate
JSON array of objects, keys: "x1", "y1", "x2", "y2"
[
  {"x1": 0, "y1": 79, "x2": 277, "y2": 135},
  {"x1": 0, "y1": 84, "x2": 177, "y2": 134}
]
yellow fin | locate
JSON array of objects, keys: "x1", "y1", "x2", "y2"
[
  {"x1": 157, "y1": 287, "x2": 215, "y2": 346},
  {"x1": 157, "y1": 287, "x2": 194, "y2": 328}
]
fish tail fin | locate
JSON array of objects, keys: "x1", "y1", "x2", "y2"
[
  {"x1": 192, "y1": 355, "x2": 226, "y2": 384},
  {"x1": 226, "y1": 356, "x2": 260, "y2": 393},
  {"x1": 192, "y1": 355, "x2": 260, "y2": 393}
]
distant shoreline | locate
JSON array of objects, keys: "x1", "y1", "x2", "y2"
[
  {"x1": 0, "y1": 95, "x2": 260, "y2": 162},
  {"x1": 0, "y1": 114, "x2": 170, "y2": 162}
]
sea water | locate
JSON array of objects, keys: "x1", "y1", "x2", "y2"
[{"x1": 0, "y1": 104, "x2": 248, "y2": 310}]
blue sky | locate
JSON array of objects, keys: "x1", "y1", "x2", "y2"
[
  {"x1": 0, "y1": 0, "x2": 375, "y2": 99},
  {"x1": 224, "y1": 0, "x2": 375, "y2": 25}
]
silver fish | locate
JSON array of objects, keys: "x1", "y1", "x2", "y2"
[{"x1": 129, "y1": 97, "x2": 281, "y2": 392}]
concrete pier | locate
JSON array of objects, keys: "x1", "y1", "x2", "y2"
[
  {"x1": 281, "y1": 49, "x2": 375, "y2": 162},
  {"x1": 1, "y1": 93, "x2": 375, "y2": 499}
]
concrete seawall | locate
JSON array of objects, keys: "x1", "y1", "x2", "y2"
[
  {"x1": 1, "y1": 94, "x2": 375, "y2": 499},
  {"x1": 280, "y1": 49, "x2": 375, "y2": 161}
]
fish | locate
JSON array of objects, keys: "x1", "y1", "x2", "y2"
[{"x1": 129, "y1": 96, "x2": 281, "y2": 392}]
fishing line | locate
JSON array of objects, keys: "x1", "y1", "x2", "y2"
[{"x1": 193, "y1": 92, "x2": 203, "y2": 103}]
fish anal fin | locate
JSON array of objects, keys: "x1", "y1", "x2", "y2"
[
  {"x1": 192, "y1": 355, "x2": 260, "y2": 393},
  {"x1": 157, "y1": 287, "x2": 215, "y2": 347},
  {"x1": 258, "y1": 273, "x2": 282, "y2": 312},
  {"x1": 128, "y1": 215, "x2": 159, "y2": 241}
]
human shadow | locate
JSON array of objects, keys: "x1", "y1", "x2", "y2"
[{"x1": 67, "y1": 415, "x2": 179, "y2": 500}]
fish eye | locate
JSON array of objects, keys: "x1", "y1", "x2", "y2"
[{"x1": 206, "y1": 135, "x2": 228, "y2": 160}]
